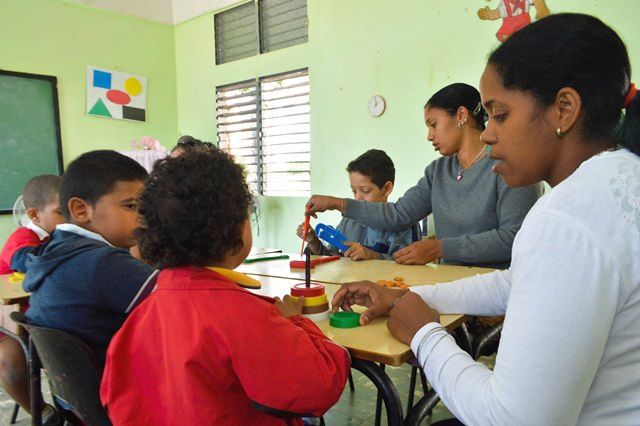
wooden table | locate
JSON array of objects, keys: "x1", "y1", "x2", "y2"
[
  {"x1": 0, "y1": 274, "x2": 30, "y2": 340},
  {"x1": 0, "y1": 274, "x2": 30, "y2": 305},
  {"x1": 238, "y1": 255, "x2": 494, "y2": 286},
  {"x1": 251, "y1": 276, "x2": 466, "y2": 366}
]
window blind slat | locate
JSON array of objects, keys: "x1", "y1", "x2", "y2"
[{"x1": 216, "y1": 68, "x2": 309, "y2": 196}]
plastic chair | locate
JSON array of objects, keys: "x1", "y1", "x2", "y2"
[{"x1": 10, "y1": 312, "x2": 111, "y2": 426}]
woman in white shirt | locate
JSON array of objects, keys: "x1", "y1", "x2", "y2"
[{"x1": 328, "y1": 13, "x2": 640, "y2": 425}]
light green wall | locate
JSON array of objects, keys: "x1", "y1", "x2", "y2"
[
  {"x1": 2, "y1": 0, "x2": 638, "y2": 250},
  {"x1": 0, "y1": 0, "x2": 178, "y2": 242},
  {"x1": 175, "y1": 0, "x2": 640, "y2": 252}
]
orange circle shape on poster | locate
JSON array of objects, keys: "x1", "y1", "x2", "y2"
[
  {"x1": 106, "y1": 90, "x2": 131, "y2": 105},
  {"x1": 124, "y1": 78, "x2": 143, "y2": 96}
]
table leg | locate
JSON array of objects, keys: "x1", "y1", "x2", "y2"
[{"x1": 351, "y1": 358, "x2": 403, "y2": 425}]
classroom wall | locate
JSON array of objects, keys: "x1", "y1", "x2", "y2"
[
  {"x1": 1, "y1": 0, "x2": 638, "y2": 249},
  {"x1": 175, "y1": 0, "x2": 640, "y2": 252},
  {"x1": 0, "y1": 0, "x2": 178, "y2": 242}
]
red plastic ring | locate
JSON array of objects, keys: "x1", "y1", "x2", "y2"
[{"x1": 290, "y1": 282, "x2": 325, "y2": 297}]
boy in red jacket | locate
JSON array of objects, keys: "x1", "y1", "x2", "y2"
[
  {"x1": 0, "y1": 174, "x2": 64, "y2": 424},
  {"x1": 0, "y1": 175, "x2": 63, "y2": 274},
  {"x1": 101, "y1": 149, "x2": 350, "y2": 425}
]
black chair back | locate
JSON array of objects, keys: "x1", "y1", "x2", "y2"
[{"x1": 10, "y1": 312, "x2": 111, "y2": 426}]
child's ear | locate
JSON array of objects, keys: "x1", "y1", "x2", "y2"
[
  {"x1": 67, "y1": 197, "x2": 92, "y2": 224},
  {"x1": 381, "y1": 181, "x2": 394, "y2": 197},
  {"x1": 26, "y1": 207, "x2": 40, "y2": 224}
]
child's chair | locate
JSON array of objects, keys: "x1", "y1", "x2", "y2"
[{"x1": 10, "y1": 312, "x2": 111, "y2": 426}]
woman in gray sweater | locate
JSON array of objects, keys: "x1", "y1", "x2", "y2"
[{"x1": 307, "y1": 83, "x2": 542, "y2": 269}]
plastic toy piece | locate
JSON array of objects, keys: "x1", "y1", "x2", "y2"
[
  {"x1": 315, "y1": 223, "x2": 349, "y2": 252},
  {"x1": 289, "y1": 255, "x2": 341, "y2": 269},
  {"x1": 290, "y1": 282, "x2": 325, "y2": 297},
  {"x1": 329, "y1": 312, "x2": 361, "y2": 328},
  {"x1": 300, "y1": 215, "x2": 311, "y2": 256}
]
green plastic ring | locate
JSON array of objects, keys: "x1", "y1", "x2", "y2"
[{"x1": 329, "y1": 312, "x2": 361, "y2": 328}]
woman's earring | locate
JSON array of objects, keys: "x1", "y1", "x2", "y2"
[
  {"x1": 458, "y1": 118, "x2": 467, "y2": 127},
  {"x1": 556, "y1": 127, "x2": 565, "y2": 138}
]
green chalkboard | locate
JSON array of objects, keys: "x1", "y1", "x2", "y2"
[{"x1": 0, "y1": 70, "x2": 63, "y2": 214}]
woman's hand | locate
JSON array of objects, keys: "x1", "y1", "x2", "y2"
[
  {"x1": 387, "y1": 292, "x2": 440, "y2": 345},
  {"x1": 331, "y1": 281, "x2": 407, "y2": 325},
  {"x1": 305, "y1": 195, "x2": 345, "y2": 217},
  {"x1": 393, "y1": 239, "x2": 443, "y2": 265},
  {"x1": 343, "y1": 242, "x2": 381, "y2": 261}
]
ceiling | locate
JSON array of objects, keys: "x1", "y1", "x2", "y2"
[{"x1": 66, "y1": 0, "x2": 239, "y2": 25}]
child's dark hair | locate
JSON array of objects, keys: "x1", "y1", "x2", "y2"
[
  {"x1": 171, "y1": 136, "x2": 216, "y2": 155},
  {"x1": 60, "y1": 150, "x2": 148, "y2": 220},
  {"x1": 346, "y1": 149, "x2": 395, "y2": 188},
  {"x1": 488, "y1": 13, "x2": 639, "y2": 155},
  {"x1": 23, "y1": 175, "x2": 62, "y2": 210},
  {"x1": 136, "y1": 149, "x2": 253, "y2": 268},
  {"x1": 425, "y1": 83, "x2": 486, "y2": 130}
]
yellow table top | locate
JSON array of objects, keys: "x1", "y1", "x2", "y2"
[
  {"x1": 250, "y1": 276, "x2": 466, "y2": 366},
  {"x1": 0, "y1": 274, "x2": 30, "y2": 305},
  {"x1": 238, "y1": 254, "x2": 495, "y2": 286}
]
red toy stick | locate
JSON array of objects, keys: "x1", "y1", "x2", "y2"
[
  {"x1": 289, "y1": 255, "x2": 341, "y2": 269},
  {"x1": 300, "y1": 215, "x2": 310, "y2": 256}
]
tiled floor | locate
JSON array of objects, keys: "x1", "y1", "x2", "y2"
[{"x1": 0, "y1": 356, "x2": 496, "y2": 425}]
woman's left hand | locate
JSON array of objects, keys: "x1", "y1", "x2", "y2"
[
  {"x1": 343, "y1": 242, "x2": 381, "y2": 261},
  {"x1": 387, "y1": 292, "x2": 440, "y2": 345},
  {"x1": 392, "y1": 239, "x2": 443, "y2": 265}
]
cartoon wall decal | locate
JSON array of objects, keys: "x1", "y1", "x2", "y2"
[{"x1": 478, "y1": 0, "x2": 550, "y2": 42}]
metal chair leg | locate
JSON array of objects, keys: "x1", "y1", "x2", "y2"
[
  {"x1": 348, "y1": 371, "x2": 355, "y2": 392},
  {"x1": 374, "y1": 363, "x2": 385, "y2": 426},
  {"x1": 407, "y1": 365, "x2": 418, "y2": 410},
  {"x1": 10, "y1": 403, "x2": 19, "y2": 424},
  {"x1": 473, "y1": 322, "x2": 503, "y2": 360}
]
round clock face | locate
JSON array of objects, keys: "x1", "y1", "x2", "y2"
[{"x1": 368, "y1": 95, "x2": 386, "y2": 117}]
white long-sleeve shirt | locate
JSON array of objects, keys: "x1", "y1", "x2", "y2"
[{"x1": 410, "y1": 148, "x2": 640, "y2": 425}]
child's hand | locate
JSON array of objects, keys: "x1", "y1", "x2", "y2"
[
  {"x1": 296, "y1": 223, "x2": 317, "y2": 243},
  {"x1": 296, "y1": 223, "x2": 322, "y2": 253},
  {"x1": 274, "y1": 295, "x2": 305, "y2": 318},
  {"x1": 343, "y1": 242, "x2": 381, "y2": 261}
]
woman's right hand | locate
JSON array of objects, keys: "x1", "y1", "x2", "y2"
[
  {"x1": 331, "y1": 281, "x2": 408, "y2": 325},
  {"x1": 305, "y1": 195, "x2": 345, "y2": 217}
]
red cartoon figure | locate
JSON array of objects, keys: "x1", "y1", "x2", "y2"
[{"x1": 478, "y1": 0, "x2": 550, "y2": 42}]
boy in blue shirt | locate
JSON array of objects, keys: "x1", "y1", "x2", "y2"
[
  {"x1": 23, "y1": 150, "x2": 156, "y2": 367},
  {"x1": 297, "y1": 149, "x2": 415, "y2": 260}
]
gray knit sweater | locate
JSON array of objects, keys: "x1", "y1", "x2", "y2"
[{"x1": 344, "y1": 155, "x2": 543, "y2": 269}]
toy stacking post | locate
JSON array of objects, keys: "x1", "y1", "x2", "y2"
[{"x1": 304, "y1": 246, "x2": 311, "y2": 288}]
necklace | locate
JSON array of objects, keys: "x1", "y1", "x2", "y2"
[{"x1": 455, "y1": 146, "x2": 486, "y2": 181}]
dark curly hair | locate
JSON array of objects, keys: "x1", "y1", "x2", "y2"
[{"x1": 136, "y1": 149, "x2": 253, "y2": 268}]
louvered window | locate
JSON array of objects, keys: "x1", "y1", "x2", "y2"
[
  {"x1": 215, "y1": 0, "x2": 308, "y2": 65},
  {"x1": 217, "y1": 69, "x2": 310, "y2": 196},
  {"x1": 260, "y1": 0, "x2": 308, "y2": 53}
]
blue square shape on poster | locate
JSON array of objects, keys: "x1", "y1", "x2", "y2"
[{"x1": 93, "y1": 70, "x2": 112, "y2": 89}]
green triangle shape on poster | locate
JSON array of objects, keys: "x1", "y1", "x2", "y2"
[{"x1": 89, "y1": 98, "x2": 112, "y2": 117}]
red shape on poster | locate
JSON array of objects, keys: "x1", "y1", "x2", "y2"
[{"x1": 106, "y1": 90, "x2": 131, "y2": 105}]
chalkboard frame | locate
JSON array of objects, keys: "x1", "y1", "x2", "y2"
[{"x1": 0, "y1": 69, "x2": 64, "y2": 214}]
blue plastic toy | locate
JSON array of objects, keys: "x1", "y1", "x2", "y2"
[{"x1": 315, "y1": 223, "x2": 349, "y2": 252}]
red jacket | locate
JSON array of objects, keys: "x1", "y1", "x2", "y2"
[
  {"x1": 0, "y1": 227, "x2": 44, "y2": 274},
  {"x1": 100, "y1": 267, "x2": 350, "y2": 426}
]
